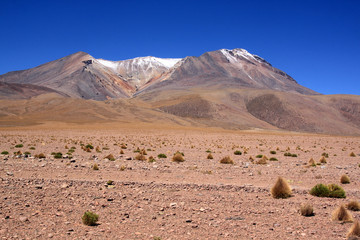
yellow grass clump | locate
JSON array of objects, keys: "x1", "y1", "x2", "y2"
[
  {"x1": 332, "y1": 205, "x2": 353, "y2": 222},
  {"x1": 341, "y1": 174, "x2": 351, "y2": 184},
  {"x1": 347, "y1": 201, "x2": 360, "y2": 211},
  {"x1": 300, "y1": 203, "x2": 314, "y2": 216},
  {"x1": 347, "y1": 221, "x2": 360, "y2": 239},
  {"x1": 172, "y1": 152, "x2": 185, "y2": 162},
  {"x1": 319, "y1": 156, "x2": 327, "y2": 163},
  {"x1": 220, "y1": 156, "x2": 234, "y2": 164},
  {"x1": 271, "y1": 177, "x2": 292, "y2": 199}
]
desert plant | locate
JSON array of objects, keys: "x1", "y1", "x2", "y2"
[
  {"x1": 85, "y1": 144, "x2": 94, "y2": 149},
  {"x1": 172, "y1": 152, "x2": 184, "y2": 162},
  {"x1": 341, "y1": 174, "x2": 351, "y2": 184},
  {"x1": 158, "y1": 153, "x2": 167, "y2": 158},
  {"x1": 328, "y1": 184, "x2": 346, "y2": 198},
  {"x1": 347, "y1": 220, "x2": 360, "y2": 238},
  {"x1": 269, "y1": 157, "x2": 278, "y2": 161},
  {"x1": 350, "y1": 152, "x2": 356, "y2": 157},
  {"x1": 300, "y1": 203, "x2": 314, "y2": 216},
  {"x1": 308, "y1": 158, "x2": 316, "y2": 167},
  {"x1": 310, "y1": 184, "x2": 330, "y2": 197},
  {"x1": 319, "y1": 156, "x2": 327, "y2": 163},
  {"x1": 255, "y1": 154, "x2": 263, "y2": 158},
  {"x1": 92, "y1": 163, "x2": 99, "y2": 170},
  {"x1": 284, "y1": 152, "x2": 292, "y2": 157},
  {"x1": 29, "y1": 147, "x2": 35, "y2": 150},
  {"x1": 148, "y1": 156, "x2": 156, "y2": 162},
  {"x1": 332, "y1": 205, "x2": 353, "y2": 222},
  {"x1": 95, "y1": 146, "x2": 101, "y2": 153},
  {"x1": 347, "y1": 201, "x2": 360, "y2": 211},
  {"x1": 120, "y1": 149, "x2": 124, "y2": 154},
  {"x1": 82, "y1": 211, "x2": 99, "y2": 226},
  {"x1": 220, "y1": 156, "x2": 234, "y2": 164},
  {"x1": 207, "y1": 153, "x2": 213, "y2": 159},
  {"x1": 105, "y1": 154, "x2": 115, "y2": 161},
  {"x1": 120, "y1": 165, "x2": 126, "y2": 171},
  {"x1": 53, "y1": 152, "x2": 62, "y2": 159},
  {"x1": 135, "y1": 153, "x2": 146, "y2": 161},
  {"x1": 1, "y1": 151, "x2": 9, "y2": 155},
  {"x1": 106, "y1": 180, "x2": 114, "y2": 185},
  {"x1": 271, "y1": 177, "x2": 292, "y2": 199},
  {"x1": 270, "y1": 150, "x2": 276, "y2": 154},
  {"x1": 234, "y1": 150, "x2": 242, "y2": 155},
  {"x1": 35, "y1": 153, "x2": 46, "y2": 158},
  {"x1": 291, "y1": 154, "x2": 298, "y2": 157},
  {"x1": 15, "y1": 144, "x2": 23, "y2": 148},
  {"x1": 134, "y1": 147, "x2": 141, "y2": 153},
  {"x1": 121, "y1": 144, "x2": 127, "y2": 149},
  {"x1": 256, "y1": 156, "x2": 267, "y2": 165}
]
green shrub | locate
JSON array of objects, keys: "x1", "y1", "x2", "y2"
[
  {"x1": 85, "y1": 144, "x2": 94, "y2": 149},
  {"x1": 1, "y1": 151, "x2": 9, "y2": 155},
  {"x1": 158, "y1": 153, "x2": 167, "y2": 158},
  {"x1": 322, "y1": 152, "x2": 329, "y2": 158},
  {"x1": 255, "y1": 154, "x2": 263, "y2": 158},
  {"x1": 234, "y1": 150, "x2": 242, "y2": 155},
  {"x1": 270, "y1": 151, "x2": 276, "y2": 154},
  {"x1": 15, "y1": 144, "x2": 23, "y2": 148},
  {"x1": 291, "y1": 154, "x2": 298, "y2": 157},
  {"x1": 269, "y1": 157, "x2": 278, "y2": 161},
  {"x1": 82, "y1": 211, "x2": 99, "y2": 226},
  {"x1": 310, "y1": 184, "x2": 330, "y2": 197},
  {"x1": 29, "y1": 147, "x2": 35, "y2": 150},
  {"x1": 328, "y1": 184, "x2": 346, "y2": 198},
  {"x1": 53, "y1": 152, "x2": 63, "y2": 159}
]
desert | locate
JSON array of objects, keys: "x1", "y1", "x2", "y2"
[{"x1": 0, "y1": 123, "x2": 359, "y2": 239}]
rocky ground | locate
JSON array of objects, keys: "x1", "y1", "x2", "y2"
[{"x1": 0, "y1": 128, "x2": 360, "y2": 239}]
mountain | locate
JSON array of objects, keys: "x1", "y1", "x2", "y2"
[{"x1": 1, "y1": 48, "x2": 360, "y2": 135}]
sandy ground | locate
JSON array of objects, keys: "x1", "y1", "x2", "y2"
[{"x1": 0, "y1": 126, "x2": 360, "y2": 239}]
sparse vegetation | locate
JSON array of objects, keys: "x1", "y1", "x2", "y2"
[
  {"x1": 35, "y1": 153, "x2": 46, "y2": 158},
  {"x1": 105, "y1": 154, "x2": 115, "y2": 161},
  {"x1": 319, "y1": 156, "x2": 327, "y2": 163},
  {"x1": 271, "y1": 177, "x2": 292, "y2": 199},
  {"x1": 1, "y1": 151, "x2": 9, "y2": 155},
  {"x1": 148, "y1": 156, "x2": 156, "y2": 162},
  {"x1": 220, "y1": 156, "x2": 234, "y2": 164},
  {"x1": 207, "y1": 153, "x2": 213, "y2": 159},
  {"x1": 308, "y1": 158, "x2": 316, "y2": 167},
  {"x1": 92, "y1": 163, "x2": 99, "y2": 170},
  {"x1": 300, "y1": 203, "x2": 314, "y2": 216},
  {"x1": 255, "y1": 156, "x2": 268, "y2": 165},
  {"x1": 15, "y1": 144, "x2": 23, "y2": 148},
  {"x1": 309, "y1": 184, "x2": 330, "y2": 197},
  {"x1": 328, "y1": 184, "x2": 346, "y2": 198},
  {"x1": 29, "y1": 147, "x2": 35, "y2": 150},
  {"x1": 158, "y1": 153, "x2": 167, "y2": 158},
  {"x1": 341, "y1": 174, "x2": 350, "y2": 184},
  {"x1": 332, "y1": 205, "x2": 353, "y2": 222},
  {"x1": 255, "y1": 154, "x2": 263, "y2": 158},
  {"x1": 234, "y1": 150, "x2": 242, "y2": 155},
  {"x1": 82, "y1": 211, "x2": 99, "y2": 226},
  {"x1": 135, "y1": 153, "x2": 147, "y2": 161},
  {"x1": 347, "y1": 221, "x2": 360, "y2": 238},
  {"x1": 347, "y1": 201, "x2": 360, "y2": 211},
  {"x1": 269, "y1": 157, "x2": 278, "y2": 161},
  {"x1": 350, "y1": 152, "x2": 356, "y2": 157},
  {"x1": 53, "y1": 152, "x2": 63, "y2": 159},
  {"x1": 85, "y1": 144, "x2": 94, "y2": 149},
  {"x1": 172, "y1": 152, "x2": 184, "y2": 162}
]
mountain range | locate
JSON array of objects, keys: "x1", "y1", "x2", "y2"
[{"x1": 1, "y1": 48, "x2": 360, "y2": 135}]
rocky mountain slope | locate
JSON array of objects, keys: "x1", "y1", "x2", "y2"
[{"x1": 1, "y1": 48, "x2": 360, "y2": 135}]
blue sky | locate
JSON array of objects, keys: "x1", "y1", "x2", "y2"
[{"x1": 1, "y1": 0, "x2": 359, "y2": 95}]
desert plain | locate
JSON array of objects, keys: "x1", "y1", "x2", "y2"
[{"x1": 0, "y1": 123, "x2": 359, "y2": 240}]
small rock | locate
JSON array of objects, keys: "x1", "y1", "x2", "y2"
[
  {"x1": 170, "y1": 202, "x2": 177, "y2": 208},
  {"x1": 6, "y1": 172, "x2": 13, "y2": 176},
  {"x1": 48, "y1": 233, "x2": 54, "y2": 238},
  {"x1": 19, "y1": 216, "x2": 28, "y2": 222},
  {"x1": 186, "y1": 219, "x2": 192, "y2": 223}
]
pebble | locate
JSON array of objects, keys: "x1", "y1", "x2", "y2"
[{"x1": 19, "y1": 216, "x2": 28, "y2": 222}]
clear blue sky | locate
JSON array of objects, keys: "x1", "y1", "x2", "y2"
[{"x1": 1, "y1": 0, "x2": 359, "y2": 95}]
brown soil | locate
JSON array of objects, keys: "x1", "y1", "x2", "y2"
[{"x1": 0, "y1": 125, "x2": 360, "y2": 239}]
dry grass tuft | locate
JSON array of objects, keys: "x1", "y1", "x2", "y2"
[
  {"x1": 341, "y1": 174, "x2": 351, "y2": 184},
  {"x1": 135, "y1": 153, "x2": 147, "y2": 161},
  {"x1": 271, "y1": 177, "x2": 292, "y2": 199},
  {"x1": 105, "y1": 154, "x2": 115, "y2": 161},
  {"x1": 256, "y1": 156, "x2": 267, "y2": 165},
  {"x1": 92, "y1": 163, "x2": 99, "y2": 170},
  {"x1": 347, "y1": 201, "x2": 360, "y2": 211},
  {"x1": 347, "y1": 221, "x2": 360, "y2": 239},
  {"x1": 350, "y1": 152, "x2": 356, "y2": 157},
  {"x1": 319, "y1": 156, "x2": 327, "y2": 163},
  {"x1": 332, "y1": 205, "x2": 353, "y2": 222},
  {"x1": 207, "y1": 153, "x2": 213, "y2": 159},
  {"x1": 172, "y1": 153, "x2": 185, "y2": 162},
  {"x1": 308, "y1": 158, "x2": 316, "y2": 166},
  {"x1": 220, "y1": 156, "x2": 234, "y2": 164},
  {"x1": 300, "y1": 203, "x2": 314, "y2": 216}
]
